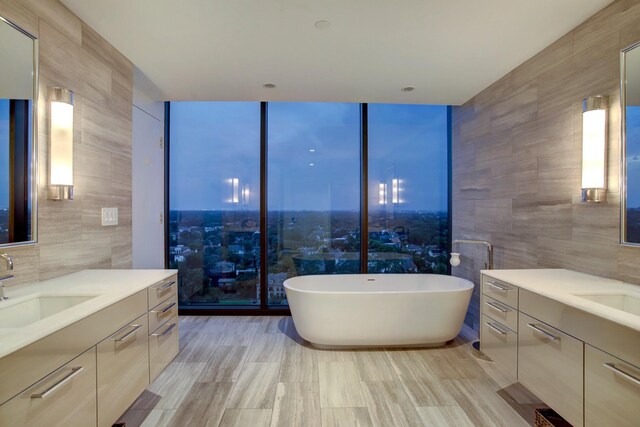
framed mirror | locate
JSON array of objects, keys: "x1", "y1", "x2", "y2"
[
  {"x1": 0, "y1": 16, "x2": 38, "y2": 247},
  {"x1": 622, "y1": 41, "x2": 640, "y2": 245}
]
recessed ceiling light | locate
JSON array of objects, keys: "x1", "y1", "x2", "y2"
[
  {"x1": 309, "y1": 163, "x2": 315, "y2": 166},
  {"x1": 401, "y1": 86, "x2": 415, "y2": 92},
  {"x1": 315, "y1": 20, "x2": 330, "y2": 30},
  {"x1": 263, "y1": 83, "x2": 276, "y2": 88},
  {"x1": 309, "y1": 149, "x2": 316, "y2": 153}
]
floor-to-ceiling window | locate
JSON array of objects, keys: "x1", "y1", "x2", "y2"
[
  {"x1": 168, "y1": 102, "x2": 450, "y2": 312},
  {"x1": 267, "y1": 103, "x2": 361, "y2": 306},
  {"x1": 0, "y1": 100, "x2": 10, "y2": 244},
  {"x1": 169, "y1": 102, "x2": 261, "y2": 307},
  {"x1": 368, "y1": 104, "x2": 449, "y2": 274}
]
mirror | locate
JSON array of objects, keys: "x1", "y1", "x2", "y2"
[{"x1": 0, "y1": 16, "x2": 37, "y2": 247}]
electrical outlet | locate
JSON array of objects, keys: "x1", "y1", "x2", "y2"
[{"x1": 101, "y1": 207, "x2": 119, "y2": 226}]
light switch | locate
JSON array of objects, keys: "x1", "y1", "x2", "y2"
[{"x1": 101, "y1": 207, "x2": 119, "y2": 226}]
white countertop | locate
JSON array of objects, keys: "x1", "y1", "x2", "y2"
[
  {"x1": 0, "y1": 269, "x2": 177, "y2": 359},
  {"x1": 481, "y1": 268, "x2": 640, "y2": 332}
]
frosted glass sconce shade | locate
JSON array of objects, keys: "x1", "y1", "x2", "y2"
[
  {"x1": 581, "y1": 96, "x2": 608, "y2": 202},
  {"x1": 48, "y1": 87, "x2": 74, "y2": 200}
]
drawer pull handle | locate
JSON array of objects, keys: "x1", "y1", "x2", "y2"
[
  {"x1": 114, "y1": 324, "x2": 142, "y2": 342},
  {"x1": 603, "y1": 363, "x2": 640, "y2": 386},
  {"x1": 151, "y1": 302, "x2": 176, "y2": 315},
  {"x1": 527, "y1": 323, "x2": 559, "y2": 341},
  {"x1": 31, "y1": 367, "x2": 84, "y2": 399},
  {"x1": 156, "y1": 280, "x2": 175, "y2": 292},
  {"x1": 153, "y1": 322, "x2": 176, "y2": 337},
  {"x1": 485, "y1": 301, "x2": 509, "y2": 313},
  {"x1": 486, "y1": 281, "x2": 509, "y2": 291},
  {"x1": 485, "y1": 322, "x2": 509, "y2": 335}
]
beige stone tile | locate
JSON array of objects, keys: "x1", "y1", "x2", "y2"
[
  {"x1": 279, "y1": 346, "x2": 318, "y2": 383},
  {"x1": 227, "y1": 362, "x2": 280, "y2": 409},
  {"x1": 270, "y1": 382, "x2": 321, "y2": 427},
  {"x1": 353, "y1": 351, "x2": 396, "y2": 382},
  {"x1": 246, "y1": 331, "x2": 286, "y2": 362},
  {"x1": 139, "y1": 409, "x2": 176, "y2": 427},
  {"x1": 168, "y1": 382, "x2": 232, "y2": 427},
  {"x1": 318, "y1": 362, "x2": 366, "y2": 408},
  {"x1": 415, "y1": 406, "x2": 475, "y2": 427},
  {"x1": 146, "y1": 362, "x2": 206, "y2": 410},
  {"x1": 390, "y1": 360, "x2": 456, "y2": 407},
  {"x1": 197, "y1": 346, "x2": 248, "y2": 383},
  {"x1": 367, "y1": 404, "x2": 423, "y2": 427},
  {"x1": 320, "y1": 408, "x2": 373, "y2": 427},
  {"x1": 217, "y1": 409, "x2": 272, "y2": 427}
]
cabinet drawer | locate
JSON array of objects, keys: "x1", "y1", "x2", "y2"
[
  {"x1": 518, "y1": 312, "x2": 583, "y2": 427},
  {"x1": 149, "y1": 294, "x2": 178, "y2": 334},
  {"x1": 482, "y1": 276, "x2": 518, "y2": 309},
  {"x1": 481, "y1": 314, "x2": 517, "y2": 382},
  {"x1": 585, "y1": 344, "x2": 640, "y2": 427},
  {"x1": 97, "y1": 313, "x2": 149, "y2": 427},
  {"x1": 0, "y1": 347, "x2": 97, "y2": 427},
  {"x1": 149, "y1": 315, "x2": 179, "y2": 382},
  {"x1": 482, "y1": 294, "x2": 517, "y2": 332},
  {"x1": 148, "y1": 275, "x2": 177, "y2": 311}
]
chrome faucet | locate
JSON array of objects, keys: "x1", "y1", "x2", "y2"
[
  {"x1": 450, "y1": 239, "x2": 494, "y2": 270},
  {"x1": 0, "y1": 253, "x2": 14, "y2": 301}
]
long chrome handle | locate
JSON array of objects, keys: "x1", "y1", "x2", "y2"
[
  {"x1": 152, "y1": 322, "x2": 176, "y2": 337},
  {"x1": 485, "y1": 322, "x2": 509, "y2": 335},
  {"x1": 603, "y1": 363, "x2": 640, "y2": 386},
  {"x1": 527, "y1": 323, "x2": 559, "y2": 341},
  {"x1": 486, "y1": 280, "x2": 509, "y2": 291},
  {"x1": 156, "y1": 280, "x2": 175, "y2": 292},
  {"x1": 30, "y1": 367, "x2": 84, "y2": 399},
  {"x1": 485, "y1": 301, "x2": 509, "y2": 313},
  {"x1": 114, "y1": 324, "x2": 142, "y2": 342},
  {"x1": 151, "y1": 302, "x2": 176, "y2": 314}
]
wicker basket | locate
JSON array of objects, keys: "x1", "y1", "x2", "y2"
[{"x1": 534, "y1": 408, "x2": 572, "y2": 427}]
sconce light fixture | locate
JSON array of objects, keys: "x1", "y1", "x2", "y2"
[
  {"x1": 48, "y1": 87, "x2": 74, "y2": 200},
  {"x1": 391, "y1": 178, "x2": 400, "y2": 204},
  {"x1": 581, "y1": 95, "x2": 608, "y2": 203},
  {"x1": 378, "y1": 183, "x2": 387, "y2": 205}
]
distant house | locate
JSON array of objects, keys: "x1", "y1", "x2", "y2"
[{"x1": 256, "y1": 272, "x2": 287, "y2": 302}]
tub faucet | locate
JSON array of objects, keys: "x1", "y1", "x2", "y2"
[
  {"x1": 0, "y1": 253, "x2": 14, "y2": 301},
  {"x1": 450, "y1": 240, "x2": 493, "y2": 270}
]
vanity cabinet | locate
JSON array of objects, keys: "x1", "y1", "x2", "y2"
[
  {"x1": 97, "y1": 312, "x2": 149, "y2": 427},
  {"x1": 0, "y1": 272, "x2": 179, "y2": 427},
  {"x1": 147, "y1": 276, "x2": 179, "y2": 382},
  {"x1": 0, "y1": 347, "x2": 97, "y2": 427},
  {"x1": 518, "y1": 312, "x2": 583, "y2": 427},
  {"x1": 584, "y1": 344, "x2": 640, "y2": 427},
  {"x1": 480, "y1": 276, "x2": 519, "y2": 381}
]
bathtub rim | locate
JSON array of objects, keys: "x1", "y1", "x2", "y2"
[{"x1": 283, "y1": 273, "x2": 474, "y2": 294}]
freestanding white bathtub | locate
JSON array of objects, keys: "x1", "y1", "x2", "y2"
[{"x1": 284, "y1": 274, "x2": 473, "y2": 348}]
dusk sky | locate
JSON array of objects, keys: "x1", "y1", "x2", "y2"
[
  {"x1": 628, "y1": 106, "x2": 640, "y2": 208},
  {"x1": 170, "y1": 102, "x2": 448, "y2": 212}
]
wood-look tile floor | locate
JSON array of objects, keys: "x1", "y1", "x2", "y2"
[{"x1": 120, "y1": 316, "x2": 537, "y2": 427}]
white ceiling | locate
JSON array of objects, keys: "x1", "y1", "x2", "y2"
[{"x1": 61, "y1": 0, "x2": 613, "y2": 105}]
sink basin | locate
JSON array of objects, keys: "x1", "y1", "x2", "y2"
[
  {"x1": 574, "y1": 293, "x2": 640, "y2": 316},
  {"x1": 0, "y1": 295, "x2": 97, "y2": 328}
]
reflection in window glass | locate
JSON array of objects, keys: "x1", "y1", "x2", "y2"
[
  {"x1": 267, "y1": 103, "x2": 361, "y2": 306},
  {"x1": 169, "y1": 102, "x2": 260, "y2": 306},
  {"x1": 368, "y1": 104, "x2": 449, "y2": 274},
  {"x1": 0, "y1": 100, "x2": 8, "y2": 244},
  {"x1": 627, "y1": 105, "x2": 640, "y2": 242}
]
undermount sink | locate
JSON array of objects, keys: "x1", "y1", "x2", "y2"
[
  {"x1": 574, "y1": 293, "x2": 640, "y2": 316},
  {"x1": 0, "y1": 295, "x2": 98, "y2": 328}
]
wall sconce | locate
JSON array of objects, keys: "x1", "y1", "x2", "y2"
[
  {"x1": 378, "y1": 183, "x2": 387, "y2": 205},
  {"x1": 391, "y1": 178, "x2": 400, "y2": 204},
  {"x1": 48, "y1": 87, "x2": 74, "y2": 200},
  {"x1": 581, "y1": 95, "x2": 608, "y2": 203}
]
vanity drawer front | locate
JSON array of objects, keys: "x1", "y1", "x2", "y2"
[
  {"x1": 482, "y1": 276, "x2": 518, "y2": 309},
  {"x1": 148, "y1": 275, "x2": 177, "y2": 310},
  {"x1": 97, "y1": 313, "x2": 149, "y2": 427},
  {"x1": 480, "y1": 314, "x2": 517, "y2": 382},
  {"x1": 0, "y1": 347, "x2": 97, "y2": 427},
  {"x1": 585, "y1": 344, "x2": 640, "y2": 427},
  {"x1": 149, "y1": 315, "x2": 179, "y2": 382},
  {"x1": 518, "y1": 312, "x2": 583, "y2": 427},
  {"x1": 482, "y1": 294, "x2": 517, "y2": 332},
  {"x1": 149, "y1": 294, "x2": 178, "y2": 334}
]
